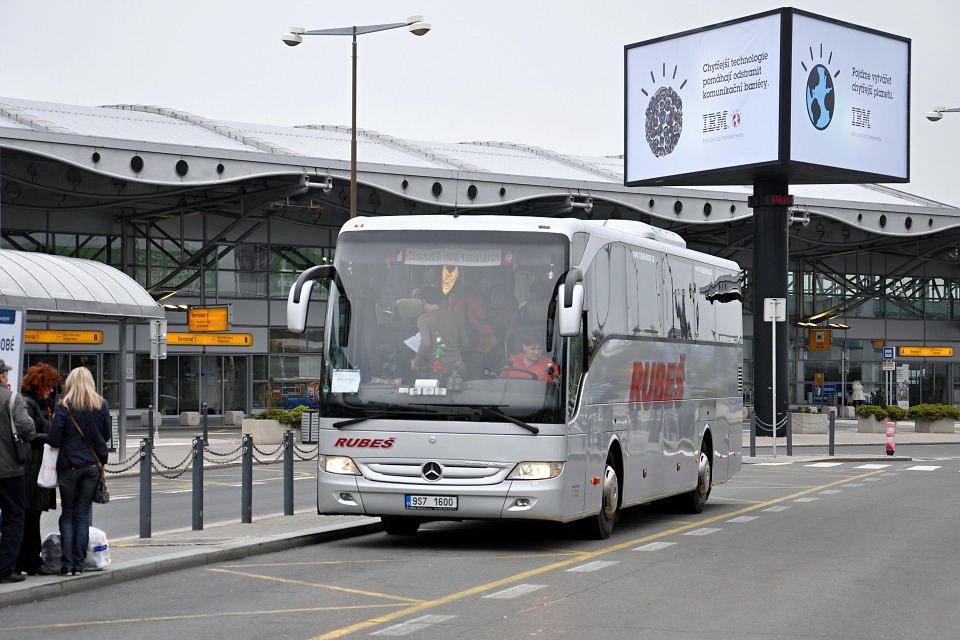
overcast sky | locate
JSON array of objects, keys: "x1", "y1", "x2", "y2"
[{"x1": 2, "y1": 0, "x2": 958, "y2": 205}]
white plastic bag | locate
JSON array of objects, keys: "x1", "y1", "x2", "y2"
[
  {"x1": 86, "y1": 526, "x2": 111, "y2": 570},
  {"x1": 40, "y1": 527, "x2": 111, "y2": 571},
  {"x1": 37, "y1": 444, "x2": 59, "y2": 489}
]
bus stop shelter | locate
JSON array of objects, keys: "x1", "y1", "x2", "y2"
[{"x1": 0, "y1": 249, "x2": 164, "y2": 455}]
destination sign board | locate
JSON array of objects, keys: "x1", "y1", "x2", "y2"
[
  {"x1": 25, "y1": 330, "x2": 103, "y2": 344},
  {"x1": 188, "y1": 306, "x2": 230, "y2": 332},
  {"x1": 898, "y1": 346, "x2": 954, "y2": 357},
  {"x1": 167, "y1": 332, "x2": 253, "y2": 346}
]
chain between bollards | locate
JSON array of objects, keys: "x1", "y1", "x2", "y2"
[
  {"x1": 241, "y1": 433, "x2": 252, "y2": 523},
  {"x1": 192, "y1": 436, "x2": 204, "y2": 530}
]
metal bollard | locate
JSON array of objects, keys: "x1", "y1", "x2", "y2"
[
  {"x1": 786, "y1": 412, "x2": 793, "y2": 457},
  {"x1": 192, "y1": 436, "x2": 204, "y2": 531},
  {"x1": 284, "y1": 430, "x2": 294, "y2": 516},
  {"x1": 750, "y1": 413, "x2": 756, "y2": 458},
  {"x1": 201, "y1": 402, "x2": 209, "y2": 446},
  {"x1": 241, "y1": 434, "x2": 252, "y2": 523},
  {"x1": 828, "y1": 412, "x2": 836, "y2": 456},
  {"x1": 139, "y1": 438, "x2": 152, "y2": 539},
  {"x1": 886, "y1": 421, "x2": 896, "y2": 455}
]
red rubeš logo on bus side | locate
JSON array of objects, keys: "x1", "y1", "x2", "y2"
[
  {"x1": 333, "y1": 437, "x2": 395, "y2": 449},
  {"x1": 629, "y1": 355, "x2": 685, "y2": 405}
]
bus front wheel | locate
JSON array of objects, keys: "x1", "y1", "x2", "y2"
[{"x1": 582, "y1": 453, "x2": 620, "y2": 540}]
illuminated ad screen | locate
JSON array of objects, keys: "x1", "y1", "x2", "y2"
[
  {"x1": 624, "y1": 9, "x2": 910, "y2": 187},
  {"x1": 789, "y1": 13, "x2": 909, "y2": 181},
  {"x1": 624, "y1": 12, "x2": 783, "y2": 186}
]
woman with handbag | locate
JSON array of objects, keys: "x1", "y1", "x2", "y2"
[
  {"x1": 46, "y1": 367, "x2": 110, "y2": 576},
  {"x1": 16, "y1": 363, "x2": 60, "y2": 576}
]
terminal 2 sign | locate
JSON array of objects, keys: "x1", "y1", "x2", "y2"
[{"x1": 624, "y1": 8, "x2": 910, "y2": 187}]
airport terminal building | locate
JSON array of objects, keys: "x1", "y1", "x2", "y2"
[{"x1": 1, "y1": 97, "x2": 959, "y2": 417}]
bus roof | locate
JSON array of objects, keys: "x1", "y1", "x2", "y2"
[{"x1": 340, "y1": 215, "x2": 740, "y2": 270}]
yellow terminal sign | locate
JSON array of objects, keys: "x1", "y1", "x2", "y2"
[
  {"x1": 168, "y1": 332, "x2": 253, "y2": 346},
  {"x1": 188, "y1": 306, "x2": 230, "y2": 332},
  {"x1": 25, "y1": 330, "x2": 103, "y2": 344},
  {"x1": 898, "y1": 346, "x2": 955, "y2": 357}
]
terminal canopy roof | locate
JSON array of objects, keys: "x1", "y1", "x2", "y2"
[{"x1": 0, "y1": 250, "x2": 163, "y2": 320}]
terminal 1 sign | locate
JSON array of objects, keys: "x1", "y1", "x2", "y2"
[{"x1": 624, "y1": 8, "x2": 910, "y2": 187}]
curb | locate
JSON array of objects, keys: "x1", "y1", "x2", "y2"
[{"x1": 0, "y1": 519, "x2": 382, "y2": 608}]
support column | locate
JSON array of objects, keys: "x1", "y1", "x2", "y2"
[{"x1": 751, "y1": 177, "x2": 791, "y2": 437}]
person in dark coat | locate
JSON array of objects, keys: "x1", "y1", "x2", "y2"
[
  {"x1": 16, "y1": 363, "x2": 60, "y2": 576},
  {"x1": 46, "y1": 366, "x2": 110, "y2": 576},
  {"x1": 0, "y1": 359, "x2": 36, "y2": 584}
]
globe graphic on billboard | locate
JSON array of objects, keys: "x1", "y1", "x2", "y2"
[
  {"x1": 805, "y1": 64, "x2": 835, "y2": 130},
  {"x1": 645, "y1": 86, "x2": 683, "y2": 157}
]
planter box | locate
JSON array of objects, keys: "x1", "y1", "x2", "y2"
[
  {"x1": 242, "y1": 418, "x2": 289, "y2": 445},
  {"x1": 914, "y1": 417, "x2": 956, "y2": 433},
  {"x1": 791, "y1": 412, "x2": 828, "y2": 434},
  {"x1": 857, "y1": 415, "x2": 888, "y2": 433}
]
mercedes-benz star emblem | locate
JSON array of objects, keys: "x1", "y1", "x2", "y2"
[{"x1": 421, "y1": 462, "x2": 443, "y2": 482}]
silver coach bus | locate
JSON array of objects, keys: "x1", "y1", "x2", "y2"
[{"x1": 288, "y1": 215, "x2": 743, "y2": 538}]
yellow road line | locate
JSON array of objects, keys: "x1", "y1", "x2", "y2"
[{"x1": 310, "y1": 468, "x2": 884, "y2": 640}]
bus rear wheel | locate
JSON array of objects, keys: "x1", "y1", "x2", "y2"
[
  {"x1": 582, "y1": 453, "x2": 620, "y2": 540},
  {"x1": 680, "y1": 447, "x2": 712, "y2": 514},
  {"x1": 381, "y1": 517, "x2": 421, "y2": 536}
]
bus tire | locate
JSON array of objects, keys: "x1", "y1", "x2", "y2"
[
  {"x1": 680, "y1": 446, "x2": 712, "y2": 514},
  {"x1": 381, "y1": 517, "x2": 421, "y2": 536},
  {"x1": 582, "y1": 453, "x2": 620, "y2": 540}
]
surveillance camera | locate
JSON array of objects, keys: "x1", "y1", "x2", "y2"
[{"x1": 925, "y1": 110, "x2": 943, "y2": 122}]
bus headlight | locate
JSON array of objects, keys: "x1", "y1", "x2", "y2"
[
  {"x1": 319, "y1": 455, "x2": 360, "y2": 475},
  {"x1": 507, "y1": 462, "x2": 563, "y2": 480}
]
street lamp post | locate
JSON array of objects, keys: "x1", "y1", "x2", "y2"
[{"x1": 282, "y1": 17, "x2": 431, "y2": 219}]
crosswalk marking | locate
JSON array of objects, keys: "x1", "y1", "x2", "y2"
[
  {"x1": 819, "y1": 489, "x2": 842, "y2": 494},
  {"x1": 763, "y1": 505, "x2": 790, "y2": 512},
  {"x1": 484, "y1": 584, "x2": 547, "y2": 599},
  {"x1": 567, "y1": 561, "x2": 620, "y2": 573},
  {"x1": 633, "y1": 541, "x2": 677, "y2": 552},
  {"x1": 794, "y1": 497, "x2": 819, "y2": 502},
  {"x1": 372, "y1": 615, "x2": 456, "y2": 636},
  {"x1": 906, "y1": 465, "x2": 941, "y2": 471},
  {"x1": 856, "y1": 464, "x2": 891, "y2": 469},
  {"x1": 727, "y1": 516, "x2": 758, "y2": 523},
  {"x1": 684, "y1": 527, "x2": 721, "y2": 536},
  {"x1": 806, "y1": 462, "x2": 844, "y2": 468}
]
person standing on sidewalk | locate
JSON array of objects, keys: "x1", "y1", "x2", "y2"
[
  {"x1": 46, "y1": 367, "x2": 110, "y2": 576},
  {"x1": 16, "y1": 363, "x2": 60, "y2": 576},
  {"x1": 0, "y1": 359, "x2": 37, "y2": 584}
]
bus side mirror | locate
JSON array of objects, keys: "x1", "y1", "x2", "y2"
[
  {"x1": 287, "y1": 280, "x2": 316, "y2": 333},
  {"x1": 557, "y1": 283, "x2": 583, "y2": 337}
]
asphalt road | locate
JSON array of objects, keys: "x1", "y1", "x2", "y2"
[{"x1": 8, "y1": 447, "x2": 960, "y2": 640}]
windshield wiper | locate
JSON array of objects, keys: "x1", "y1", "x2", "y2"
[
  {"x1": 333, "y1": 407, "x2": 438, "y2": 429},
  {"x1": 408, "y1": 402, "x2": 539, "y2": 435},
  {"x1": 481, "y1": 406, "x2": 539, "y2": 434}
]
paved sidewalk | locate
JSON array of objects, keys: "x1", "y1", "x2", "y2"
[{"x1": 2, "y1": 419, "x2": 957, "y2": 606}]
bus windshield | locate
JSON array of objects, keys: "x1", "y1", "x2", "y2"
[{"x1": 320, "y1": 229, "x2": 568, "y2": 424}]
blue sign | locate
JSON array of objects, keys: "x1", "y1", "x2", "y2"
[{"x1": 882, "y1": 347, "x2": 895, "y2": 360}]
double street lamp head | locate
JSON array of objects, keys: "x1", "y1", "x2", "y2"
[{"x1": 281, "y1": 16, "x2": 431, "y2": 46}]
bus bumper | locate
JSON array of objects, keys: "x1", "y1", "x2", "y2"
[{"x1": 318, "y1": 473, "x2": 570, "y2": 522}]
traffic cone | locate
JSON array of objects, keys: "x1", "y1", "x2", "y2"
[{"x1": 885, "y1": 421, "x2": 896, "y2": 456}]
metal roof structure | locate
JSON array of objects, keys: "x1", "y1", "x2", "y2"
[
  {"x1": 0, "y1": 249, "x2": 163, "y2": 319},
  {"x1": 1, "y1": 96, "x2": 958, "y2": 311}
]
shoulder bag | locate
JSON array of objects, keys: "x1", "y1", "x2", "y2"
[
  {"x1": 8, "y1": 391, "x2": 31, "y2": 464},
  {"x1": 68, "y1": 409, "x2": 110, "y2": 504}
]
